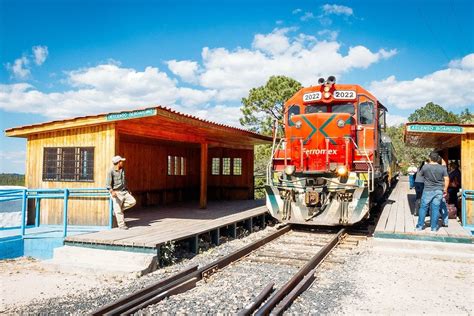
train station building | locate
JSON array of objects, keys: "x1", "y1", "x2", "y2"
[{"x1": 5, "y1": 106, "x2": 272, "y2": 227}]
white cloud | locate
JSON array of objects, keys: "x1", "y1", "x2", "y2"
[
  {"x1": 32, "y1": 46, "x2": 49, "y2": 65},
  {"x1": 301, "y1": 12, "x2": 315, "y2": 21},
  {"x1": 0, "y1": 64, "x2": 215, "y2": 118},
  {"x1": 322, "y1": 4, "x2": 354, "y2": 16},
  {"x1": 292, "y1": 8, "x2": 302, "y2": 14},
  {"x1": 7, "y1": 57, "x2": 30, "y2": 79},
  {"x1": 166, "y1": 60, "x2": 200, "y2": 83},
  {"x1": 0, "y1": 29, "x2": 397, "y2": 122},
  {"x1": 386, "y1": 113, "x2": 408, "y2": 126},
  {"x1": 192, "y1": 105, "x2": 242, "y2": 127},
  {"x1": 318, "y1": 29, "x2": 339, "y2": 41},
  {"x1": 0, "y1": 151, "x2": 25, "y2": 173},
  {"x1": 370, "y1": 53, "x2": 474, "y2": 110}
]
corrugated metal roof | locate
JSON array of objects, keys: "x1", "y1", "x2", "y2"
[{"x1": 5, "y1": 105, "x2": 272, "y2": 140}]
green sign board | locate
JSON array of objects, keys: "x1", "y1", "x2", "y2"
[
  {"x1": 407, "y1": 124, "x2": 463, "y2": 134},
  {"x1": 106, "y1": 108, "x2": 157, "y2": 121}
]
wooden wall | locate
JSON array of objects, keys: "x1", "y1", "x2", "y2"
[
  {"x1": 118, "y1": 141, "x2": 255, "y2": 205},
  {"x1": 118, "y1": 139, "x2": 200, "y2": 206},
  {"x1": 208, "y1": 148, "x2": 254, "y2": 200},
  {"x1": 461, "y1": 132, "x2": 474, "y2": 226},
  {"x1": 26, "y1": 124, "x2": 116, "y2": 226}
]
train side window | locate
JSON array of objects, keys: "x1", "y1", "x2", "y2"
[
  {"x1": 287, "y1": 105, "x2": 300, "y2": 126},
  {"x1": 379, "y1": 108, "x2": 386, "y2": 129},
  {"x1": 305, "y1": 105, "x2": 327, "y2": 114},
  {"x1": 359, "y1": 101, "x2": 375, "y2": 125}
]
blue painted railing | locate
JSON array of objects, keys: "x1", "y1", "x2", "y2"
[
  {"x1": 461, "y1": 190, "x2": 474, "y2": 234},
  {"x1": 0, "y1": 188, "x2": 113, "y2": 238}
]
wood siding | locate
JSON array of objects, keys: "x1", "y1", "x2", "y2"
[
  {"x1": 26, "y1": 124, "x2": 115, "y2": 226},
  {"x1": 461, "y1": 132, "x2": 474, "y2": 226}
]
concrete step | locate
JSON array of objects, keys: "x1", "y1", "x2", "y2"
[{"x1": 44, "y1": 245, "x2": 157, "y2": 277}]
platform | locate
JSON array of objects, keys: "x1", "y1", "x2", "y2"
[
  {"x1": 65, "y1": 199, "x2": 267, "y2": 252},
  {"x1": 374, "y1": 178, "x2": 473, "y2": 244}
]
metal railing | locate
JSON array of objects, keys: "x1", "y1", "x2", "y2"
[
  {"x1": 0, "y1": 188, "x2": 113, "y2": 238},
  {"x1": 461, "y1": 190, "x2": 474, "y2": 233}
]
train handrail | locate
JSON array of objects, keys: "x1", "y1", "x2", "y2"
[{"x1": 0, "y1": 188, "x2": 113, "y2": 238}]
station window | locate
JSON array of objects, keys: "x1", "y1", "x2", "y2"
[
  {"x1": 211, "y1": 158, "x2": 220, "y2": 175},
  {"x1": 233, "y1": 158, "x2": 242, "y2": 175},
  {"x1": 222, "y1": 158, "x2": 231, "y2": 175},
  {"x1": 167, "y1": 155, "x2": 186, "y2": 176},
  {"x1": 43, "y1": 147, "x2": 94, "y2": 182},
  {"x1": 359, "y1": 101, "x2": 375, "y2": 125}
]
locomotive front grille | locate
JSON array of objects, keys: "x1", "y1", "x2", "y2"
[{"x1": 353, "y1": 161, "x2": 370, "y2": 171}]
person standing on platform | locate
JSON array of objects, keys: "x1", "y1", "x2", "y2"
[
  {"x1": 413, "y1": 160, "x2": 428, "y2": 216},
  {"x1": 415, "y1": 152, "x2": 449, "y2": 232},
  {"x1": 106, "y1": 155, "x2": 136, "y2": 230},
  {"x1": 447, "y1": 162, "x2": 461, "y2": 204},
  {"x1": 407, "y1": 163, "x2": 417, "y2": 189}
]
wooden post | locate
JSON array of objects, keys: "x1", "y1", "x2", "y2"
[{"x1": 200, "y1": 142, "x2": 208, "y2": 209}]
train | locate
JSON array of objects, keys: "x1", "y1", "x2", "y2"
[{"x1": 265, "y1": 76, "x2": 398, "y2": 226}]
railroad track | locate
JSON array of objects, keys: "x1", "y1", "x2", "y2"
[{"x1": 93, "y1": 225, "x2": 362, "y2": 315}]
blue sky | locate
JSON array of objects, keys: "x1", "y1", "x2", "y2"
[{"x1": 1, "y1": 0, "x2": 473, "y2": 173}]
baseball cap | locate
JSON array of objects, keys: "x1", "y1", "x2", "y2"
[{"x1": 112, "y1": 155, "x2": 126, "y2": 164}]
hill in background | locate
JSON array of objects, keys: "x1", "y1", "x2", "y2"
[{"x1": 0, "y1": 173, "x2": 25, "y2": 186}]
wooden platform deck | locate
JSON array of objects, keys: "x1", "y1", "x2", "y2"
[
  {"x1": 374, "y1": 177, "x2": 473, "y2": 243},
  {"x1": 65, "y1": 199, "x2": 267, "y2": 251}
]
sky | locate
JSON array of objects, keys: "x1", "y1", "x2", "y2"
[{"x1": 0, "y1": 0, "x2": 473, "y2": 173}]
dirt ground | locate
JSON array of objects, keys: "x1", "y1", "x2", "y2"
[
  {"x1": 0, "y1": 257, "x2": 124, "y2": 312},
  {"x1": 1, "y1": 237, "x2": 473, "y2": 314}
]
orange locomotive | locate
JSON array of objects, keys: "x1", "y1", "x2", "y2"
[{"x1": 265, "y1": 76, "x2": 398, "y2": 225}]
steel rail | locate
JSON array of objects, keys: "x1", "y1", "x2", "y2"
[
  {"x1": 92, "y1": 225, "x2": 291, "y2": 316},
  {"x1": 254, "y1": 228, "x2": 346, "y2": 316},
  {"x1": 238, "y1": 283, "x2": 275, "y2": 316}
]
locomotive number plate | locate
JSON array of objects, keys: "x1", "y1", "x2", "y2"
[
  {"x1": 303, "y1": 92, "x2": 322, "y2": 103},
  {"x1": 333, "y1": 90, "x2": 356, "y2": 100}
]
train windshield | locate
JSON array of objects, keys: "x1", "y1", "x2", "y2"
[
  {"x1": 331, "y1": 103, "x2": 355, "y2": 114},
  {"x1": 305, "y1": 105, "x2": 327, "y2": 113}
]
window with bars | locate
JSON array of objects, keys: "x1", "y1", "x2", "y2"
[
  {"x1": 211, "y1": 158, "x2": 220, "y2": 175},
  {"x1": 167, "y1": 155, "x2": 186, "y2": 176},
  {"x1": 43, "y1": 147, "x2": 94, "y2": 182},
  {"x1": 222, "y1": 158, "x2": 231, "y2": 175},
  {"x1": 233, "y1": 158, "x2": 242, "y2": 175}
]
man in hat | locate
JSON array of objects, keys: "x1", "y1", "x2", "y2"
[{"x1": 106, "y1": 155, "x2": 136, "y2": 229}]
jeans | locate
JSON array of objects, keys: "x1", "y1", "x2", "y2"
[
  {"x1": 408, "y1": 174, "x2": 415, "y2": 189},
  {"x1": 414, "y1": 182, "x2": 424, "y2": 200},
  {"x1": 440, "y1": 198, "x2": 448, "y2": 226},
  {"x1": 416, "y1": 189, "x2": 443, "y2": 231}
]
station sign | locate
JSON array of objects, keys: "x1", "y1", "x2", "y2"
[
  {"x1": 106, "y1": 108, "x2": 157, "y2": 121},
  {"x1": 407, "y1": 124, "x2": 463, "y2": 134}
]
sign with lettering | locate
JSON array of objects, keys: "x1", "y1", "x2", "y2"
[
  {"x1": 106, "y1": 109, "x2": 157, "y2": 121},
  {"x1": 407, "y1": 124, "x2": 463, "y2": 134}
]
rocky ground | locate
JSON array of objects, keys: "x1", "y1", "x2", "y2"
[{"x1": 1, "y1": 226, "x2": 473, "y2": 315}]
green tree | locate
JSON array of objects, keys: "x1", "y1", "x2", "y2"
[
  {"x1": 408, "y1": 102, "x2": 460, "y2": 123},
  {"x1": 240, "y1": 75, "x2": 302, "y2": 136},
  {"x1": 458, "y1": 108, "x2": 474, "y2": 124},
  {"x1": 386, "y1": 125, "x2": 431, "y2": 173},
  {"x1": 240, "y1": 76, "x2": 302, "y2": 198}
]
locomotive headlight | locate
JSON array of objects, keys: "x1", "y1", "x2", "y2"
[
  {"x1": 295, "y1": 120, "x2": 302, "y2": 129},
  {"x1": 337, "y1": 119, "x2": 345, "y2": 128},
  {"x1": 324, "y1": 86, "x2": 330, "y2": 92},
  {"x1": 324, "y1": 92, "x2": 331, "y2": 99},
  {"x1": 284, "y1": 165, "x2": 296, "y2": 176},
  {"x1": 337, "y1": 165, "x2": 348, "y2": 176}
]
